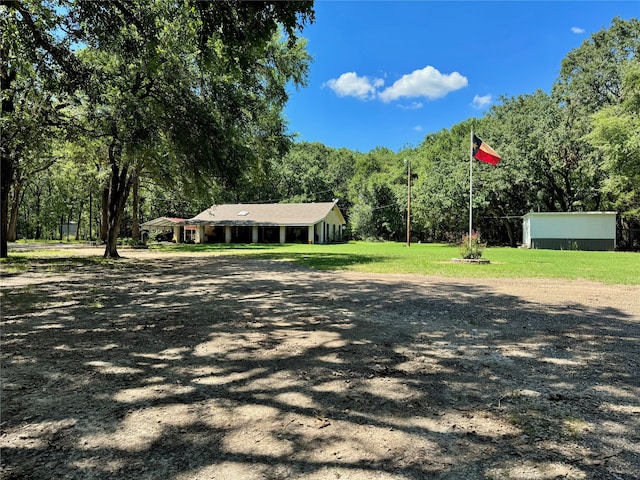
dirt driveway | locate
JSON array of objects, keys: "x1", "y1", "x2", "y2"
[{"x1": 1, "y1": 249, "x2": 639, "y2": 479}]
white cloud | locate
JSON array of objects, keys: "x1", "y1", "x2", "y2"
[
  {"x1": 571, "y1": 26, "x2": 585, "y2": 34},
  {"x1": 378, "y1": 66, "x2": 468, "y2": 102},
  {"x1": 323, "y1": 72, "x2": 383, "y2": 100},
  {"x1": 398, "y1": 101, "x2": 424, "y2": 110},
  {"x1": 413, "y1": 125, "x2": 423, "y2": 132},
  {"x1": 471, "y1": 94, "x2": 492, "y2": 109}
]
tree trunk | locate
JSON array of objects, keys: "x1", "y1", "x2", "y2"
[
  {"x1": 502, "y1": 216, "x2": 517, "y2": 247},
  {"x1": 7, "y1": 182, "x2": 21, "y2": 242},
  {"x1": 131, "y1": 167, "x2": 140, "y2": 243},
  {"x1": 103, "y1": 139, "x2": 133, "y2": 259},
  {"x1": 75, "y1": 200, "x2": 84, "y2": 241},
  {"x1": 104, "y1": 207, "x2": 121, "y2": 258},
  {"x1": 0, "y1": 155, "x2": 13, "y2": 258},
  {"x1": 88, "y1": 190, "x2": 92, "y2": 241},
  {"x1": 489, "y1": 204, "x2": 517, "y2": 248},
  {"x1": 66, "y1": 209, "x2": 72, "y2": 241},
  {"x1": 35, "y1": 185, "x2": 42, "y2": 239},
  {"x1": 1, "y1": 62, "x2": 16, "y2": 258},
  {"x1": 100, "y1": 186, "x2": 109, "y2": 243}
]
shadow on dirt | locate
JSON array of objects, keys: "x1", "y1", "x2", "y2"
[{"x1": 1, "y1": 255, "x2": 639, "y2": 479}]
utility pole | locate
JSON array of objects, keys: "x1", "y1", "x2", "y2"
[
  {"x1": 406, "y1": 159, "x2": 411, "y2": 247},
  {"x1": 89, "y1": 191, "x2": 92, "y2": 241}
]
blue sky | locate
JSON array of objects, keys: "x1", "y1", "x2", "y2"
[{"x1": 284, "y1": 1, "x2": 639, "y2": 153}]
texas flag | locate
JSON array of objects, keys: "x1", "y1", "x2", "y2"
[{"x1": 472, "y1": 134, "x2": 501, "y2": 166}]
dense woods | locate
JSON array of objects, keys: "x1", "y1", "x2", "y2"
[{"x1": 2, "y1": 4, "x2": 639, "y2": 257}]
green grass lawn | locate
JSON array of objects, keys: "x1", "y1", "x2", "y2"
[{"x1": 150, "y1": 241, "x2": 640, "y2": 285}]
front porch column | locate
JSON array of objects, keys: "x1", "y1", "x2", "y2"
[
  {"x1": 252, "y1": 226, "x2": 259, "y2": 243},
  {"x1": 224, "y1": 226, "x2": 232, "y2": 244},
  {"x1": 195, "y1": 225, "x2": 205, "y2": 244},
  {"x1": 307, "y1": 225, "x2": 314, "y2": 244},
  {"x1": 173, "y1": 225, "x2": 181, "y2": 243},
  {"x1": 279, "y1": 226, "x2": 286, "y2": 244}
]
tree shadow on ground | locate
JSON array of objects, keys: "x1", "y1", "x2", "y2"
[
  {"x1": 254, "y1": 251, "x2": 382, "y2": 270},
  {"x1": 1, "y1": 255, "x2": 639, "y2": 479}
]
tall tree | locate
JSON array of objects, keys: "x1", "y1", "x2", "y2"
[
  {"x1": 348, "y1": 147, "x2": 404, "y2": 240},
  {"x1": 1, "y1": 1, "x2": 72, "y2": 256},
  {"x1": 553, "y1": 17, "x2": 640, "y2": 112},
  {"x1": 410, "y1": 126, "x2": 469, "y2": 242},
  {"x1": 587, "y1": 63, "x2": 640, "y2": 247}
]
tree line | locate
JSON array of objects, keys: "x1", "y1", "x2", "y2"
[{"x1": 2, "y1": 5, "x2": 638, "y2": 257}]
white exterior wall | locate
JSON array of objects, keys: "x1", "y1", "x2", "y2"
[
  {"x1": 523, "y1": 216, "x2": 531, "y2": 247},
  {"x1": 322, "y1": 205, "x2": 346, "y2": 242},
  {"x1": 523, "y1": 212, "x2": 616, "y2": 247}
]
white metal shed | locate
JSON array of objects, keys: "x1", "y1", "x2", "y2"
[{"x1": 522, "y1": 212, "x2": 616, "y2": 251}]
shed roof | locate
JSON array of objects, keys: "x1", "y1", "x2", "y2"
[
  {"x1": 141, "y1": 217, "x2": 186, "y2": 229},
  {"x1": 523, "y1": 211, "x2": 616, "y2": 218},
  {"x1": 188, "y1": 202, "x2": 345, "y2": 227}
]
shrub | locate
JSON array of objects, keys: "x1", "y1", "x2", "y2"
[{"x1": 460, "y1": 232, "x2": 485, "y2": 259}]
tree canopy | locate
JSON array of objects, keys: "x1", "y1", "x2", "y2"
[
  {"x1": 3, "y1": 13, "x2": 639, "y2": 253},
  {"x1": 2, "y1": 0, "x2": 314, "y2": 257}
]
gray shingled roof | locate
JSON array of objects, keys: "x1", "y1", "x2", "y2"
[
  {"x1": 188, "y1": 202, "x2": 344, "y2": 227},
  {"x1": 140, "y1": 217, "x2": 186, "y2": 229}
]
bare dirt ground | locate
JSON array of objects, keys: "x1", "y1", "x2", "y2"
[{"x1": 1, "y1": 247, "x2": 639, "y2": 480}]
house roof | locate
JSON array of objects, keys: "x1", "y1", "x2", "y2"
[
  {"x1": 188, "y1": 202, "x2": 345, "y2": 227},
  {"x1": 140, "y1": 217, "x2": 186, "y2": 229}
]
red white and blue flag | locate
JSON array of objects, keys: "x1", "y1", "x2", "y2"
[{"x1": 472, "y1": 135, "x2": 501, "y2": 166}]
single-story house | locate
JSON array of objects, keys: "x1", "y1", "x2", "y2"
[
  {"x1": 187, "y1": 202, "x2": 346, "y2": 244},
  {"x1": 522, "y1": 211, "x2": 616, "y2": 251}
]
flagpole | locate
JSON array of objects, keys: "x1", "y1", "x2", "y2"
[
  {"x1": 406, "y1": 158, "x2": 411, "y2": 247},
  {"x1": 469, "y1": 129, "x2": 473, "y2": 249}
]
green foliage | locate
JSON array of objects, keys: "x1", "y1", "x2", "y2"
[
  {"x1": 2, "y1": 0, "x2": 314, "y2": 258},
  {"x1": 5, "y1": 13, "x2": 640, "y2": 254},
  {"x1": 587, "y1": 62, "x2": 640, "y2": 220},
  {"x1": 554, "y1": 17, "x2": 640, "y2": 111},
  {"x1": 412, "y1": 125, "x2": 471, "y2": 241},
  {"x1": 347, "y1": 147, "x2": 406, "y2": 240}
]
